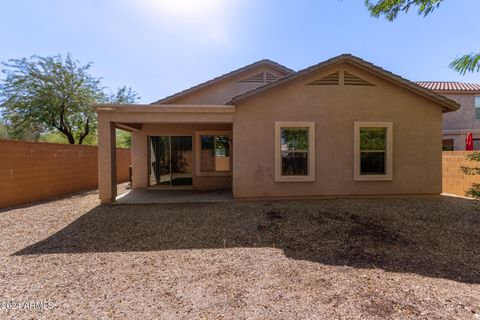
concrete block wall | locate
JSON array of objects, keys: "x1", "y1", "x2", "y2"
[
  {"x1": 0, "y1": 139, "x2": 131, "y2": 208},
  {"x1": 442, "y1": 151, "x2": 480, "y2": 197}
]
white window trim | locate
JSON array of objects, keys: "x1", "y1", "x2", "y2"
[
  {"x1": 354, "y1": 122, "x2": 393, "y2": 181},
  {"x1": 195, "y1": 130, "x2": 232, "y2": 177},
  {"x1": 275, "y1": 121, "x2": 315, "y2": 182}
]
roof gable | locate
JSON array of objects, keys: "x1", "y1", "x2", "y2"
[
  {"x1": 227, "y1": 54, "x2": 460, "y2": 112},
  {"x1": 152, "y1": 59, "x2": 294, "y2": 105}
]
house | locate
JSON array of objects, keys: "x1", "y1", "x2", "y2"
[
  {"x1": 415, "y1": 82, "x2": 480, "y2": 151},
  {"x1": 95, "y1": 54, "x2": 460, "y2": 203}
]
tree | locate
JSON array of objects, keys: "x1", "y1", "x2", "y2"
[
  {"x1": 0, "y1": 119, "x2": 9, "y2": 139},
  {"x1": 0, "y1": 54, "x2": 139, "y2": 144},
  {"x1": 108, "y1": 86, "x2": 139, "y2": 104},
  {"x1": 364, "y1": 0, "x2": 480, "y2": 74},
  {"x1": 461, "y1": 153, "x2": 480, "y2": 198},
  {"x1": 116, "y1": 129, "x2": 132, "y2": 148},
  {"x1": 0, "y1": 117, "x2": 42, "y2": 141}
]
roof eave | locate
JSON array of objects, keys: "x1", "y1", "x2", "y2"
[{"x1": 94, "y1": 103, "x2": 235, "y2": 114}]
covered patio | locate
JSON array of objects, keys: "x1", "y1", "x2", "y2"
[
  {"x1": 115, "y1": 188, "x2": 233, "y2": 204},
  {"x1": 96, "y1": 104, "x2": 235, "y2": 204}
]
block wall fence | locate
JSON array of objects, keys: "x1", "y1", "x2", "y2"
[
  {"x1": 442, "y1": 151, "x2": 480, "y2": 197},
  {"x1": 0, "y1": 141, "x2": 476, "y2": 207},
  {"x1": 0, "y1": 139, "x2": 131, "y2": 208}
]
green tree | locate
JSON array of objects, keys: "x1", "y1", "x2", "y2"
[
  {"x1": 38, "y1": 130, "x2": 98, "y2": 145},
  {"x1": 108, "y1": 86, "x2": 139, "y2": 104},
  {"x1": 0, "y1": 117, "x2": 42, "y2": 141},
  {"x1": 0, "y1": 54, "x2": 139, "y2": 144},
  {"x1": 461, "y1": 153, "x2": 480, "y2": 198},
  {"x1": 364, "y1": 0, "x2": 480, "y2": 74},
  {"x1": 116, "y1": 129, "x2": 132, "y2": 148},
  {"x1": 38, "y1": 85, "x2": 137, "y2": 146},
  {"x1": 0, "y1": 119, "x2": 9, "y2": 139}
]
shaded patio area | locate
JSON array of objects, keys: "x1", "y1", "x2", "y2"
[{"x1": 115, "y1": 188, "x2": 233, "y2": 204}]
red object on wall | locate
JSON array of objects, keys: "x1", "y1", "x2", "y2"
[{"x1": 466, "y1": 132, "x2": 474, "y2": 150}]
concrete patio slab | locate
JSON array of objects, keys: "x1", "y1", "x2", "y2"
[{"x1": 115, "y1": 188, "x2": 233, "y2": 204}]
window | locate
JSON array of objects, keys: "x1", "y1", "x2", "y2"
[
  {"x1": 275, "y1": 122, "x2": 315, "y2": 182},
  {"x1": 474, "y1": 139, "x2": 480, "y2": 151},
  {"x1": 281, "y1": 128, "x2": 308, "y2": 176},
  {"x1": 476, "y1": 97, "x2": 480, "y2": 119},
  {"x1": 442, "y1": 139, "x2": 454, "y2": 151},
  {"x1": 200, "y1": 135, "x2": 230, "y2": 171},
  {"x1": 354, "y1": 122, "x2": 393, "y2": 181},
  {"x1": 195, "y1": 131, "x2": 231, "y2": 176}
]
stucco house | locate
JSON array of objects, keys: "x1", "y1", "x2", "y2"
[
  {"x1": 415, "y1": 82, "x2": 480, "y2": 151},
  {"x1": 95, "y1": 54, "x2": 460, "y2": 203}
]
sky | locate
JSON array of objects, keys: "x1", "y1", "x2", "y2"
[{"x1": 1, "y1": 0, "x2": 479, "y2": 103}]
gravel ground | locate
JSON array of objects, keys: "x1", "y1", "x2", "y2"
[{"x1": 1, "y1": 184, "x2": 479, "y2": 319}]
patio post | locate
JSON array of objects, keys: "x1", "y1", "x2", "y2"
[
  {"x1": 132, "y1": 131, "x2": 149, "y2": 188},
  {"x1": 98, "y1": 118, "x2": 117, "y2": 203}
]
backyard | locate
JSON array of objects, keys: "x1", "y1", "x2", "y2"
[{"x1": 0, "y1": 185, "x2": 479, "y2": 319}]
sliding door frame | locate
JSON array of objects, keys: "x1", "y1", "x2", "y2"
[{"x1": 148, "y1": 135, "x2": 194, "y2": 189}]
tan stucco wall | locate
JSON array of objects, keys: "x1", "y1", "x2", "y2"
[
  {"x1": 137, "y1": 123, "x2": 232, "y2": 189},
  {"x1": 167, "y1": 66, "x2": 287, "y2": 105},
  {"x1": 232, "y1": 62, "x2": 444, "y2": 198}
]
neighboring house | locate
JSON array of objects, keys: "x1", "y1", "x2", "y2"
[
  {"x1": 95, "y1": 54, "x2": 459, "y2": 203},
  {"x1": 415, "y1": 82, "x2": 480, "y2": 151}
]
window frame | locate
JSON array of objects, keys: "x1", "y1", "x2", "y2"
[
  {"x1": 354, "y1": 122, "x2": 393, "y2": 181},
  {"x1": 195, "y1": 130, "x2": 232, "y2": 177},
  {"x1": 274, "y1": 121, "x2": 315, "y2": 182},
  {"x1": 473, "y1": 138, "x2": 480, "y2": 151},
  {"x1": 442, "y1": 139, "x2": 454, "y2": 151},
  {"x1": 475, "y1": 96, "x2": 480, "y2": 120}
]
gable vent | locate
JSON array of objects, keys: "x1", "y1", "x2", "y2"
[
  {"x1": 307, "y1": 71, "x2": 339, "y2": 85},
  {"x1": 344, "y1": 71, "x2": 375, "y2": 86},
  {"x1": 265, "y1": 72, "x2": 279, "y2": 83},
  {"x1": 240, "y1": 72, "x2": 265, "y2": 83},
  {"x1": 240, "y1": 72, "x2": 280, "y2": 84}
]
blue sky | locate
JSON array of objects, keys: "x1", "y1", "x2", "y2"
[{"x1": 1, "y1": 0, "x2": 479, "y2": 103}]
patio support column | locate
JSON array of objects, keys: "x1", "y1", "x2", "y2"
[
  {"x1": 98, "y1": 118, "x2": 117, "y2": 203},
  {"x1": 132, "y1": 131, "x2": 148, "y2": 188}
]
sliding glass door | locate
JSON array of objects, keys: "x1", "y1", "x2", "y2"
[
  {"x1": 170, "y1": 136, "x2": 193, "y2": 185},
  {"x1": 150, "y1": 136, "x2": 193, "y2": 186}
]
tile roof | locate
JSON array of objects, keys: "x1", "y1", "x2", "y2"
[
  {"x1": 415, "y1": 81, "x2": 480, "y2": 92},
  {"x1": 227, "y1": 54, "x2": 460, "y2": 112}
]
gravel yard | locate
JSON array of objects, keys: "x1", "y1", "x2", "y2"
[{"x1": 1, "y1": 185, "x2": 479, "y2": 319}]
